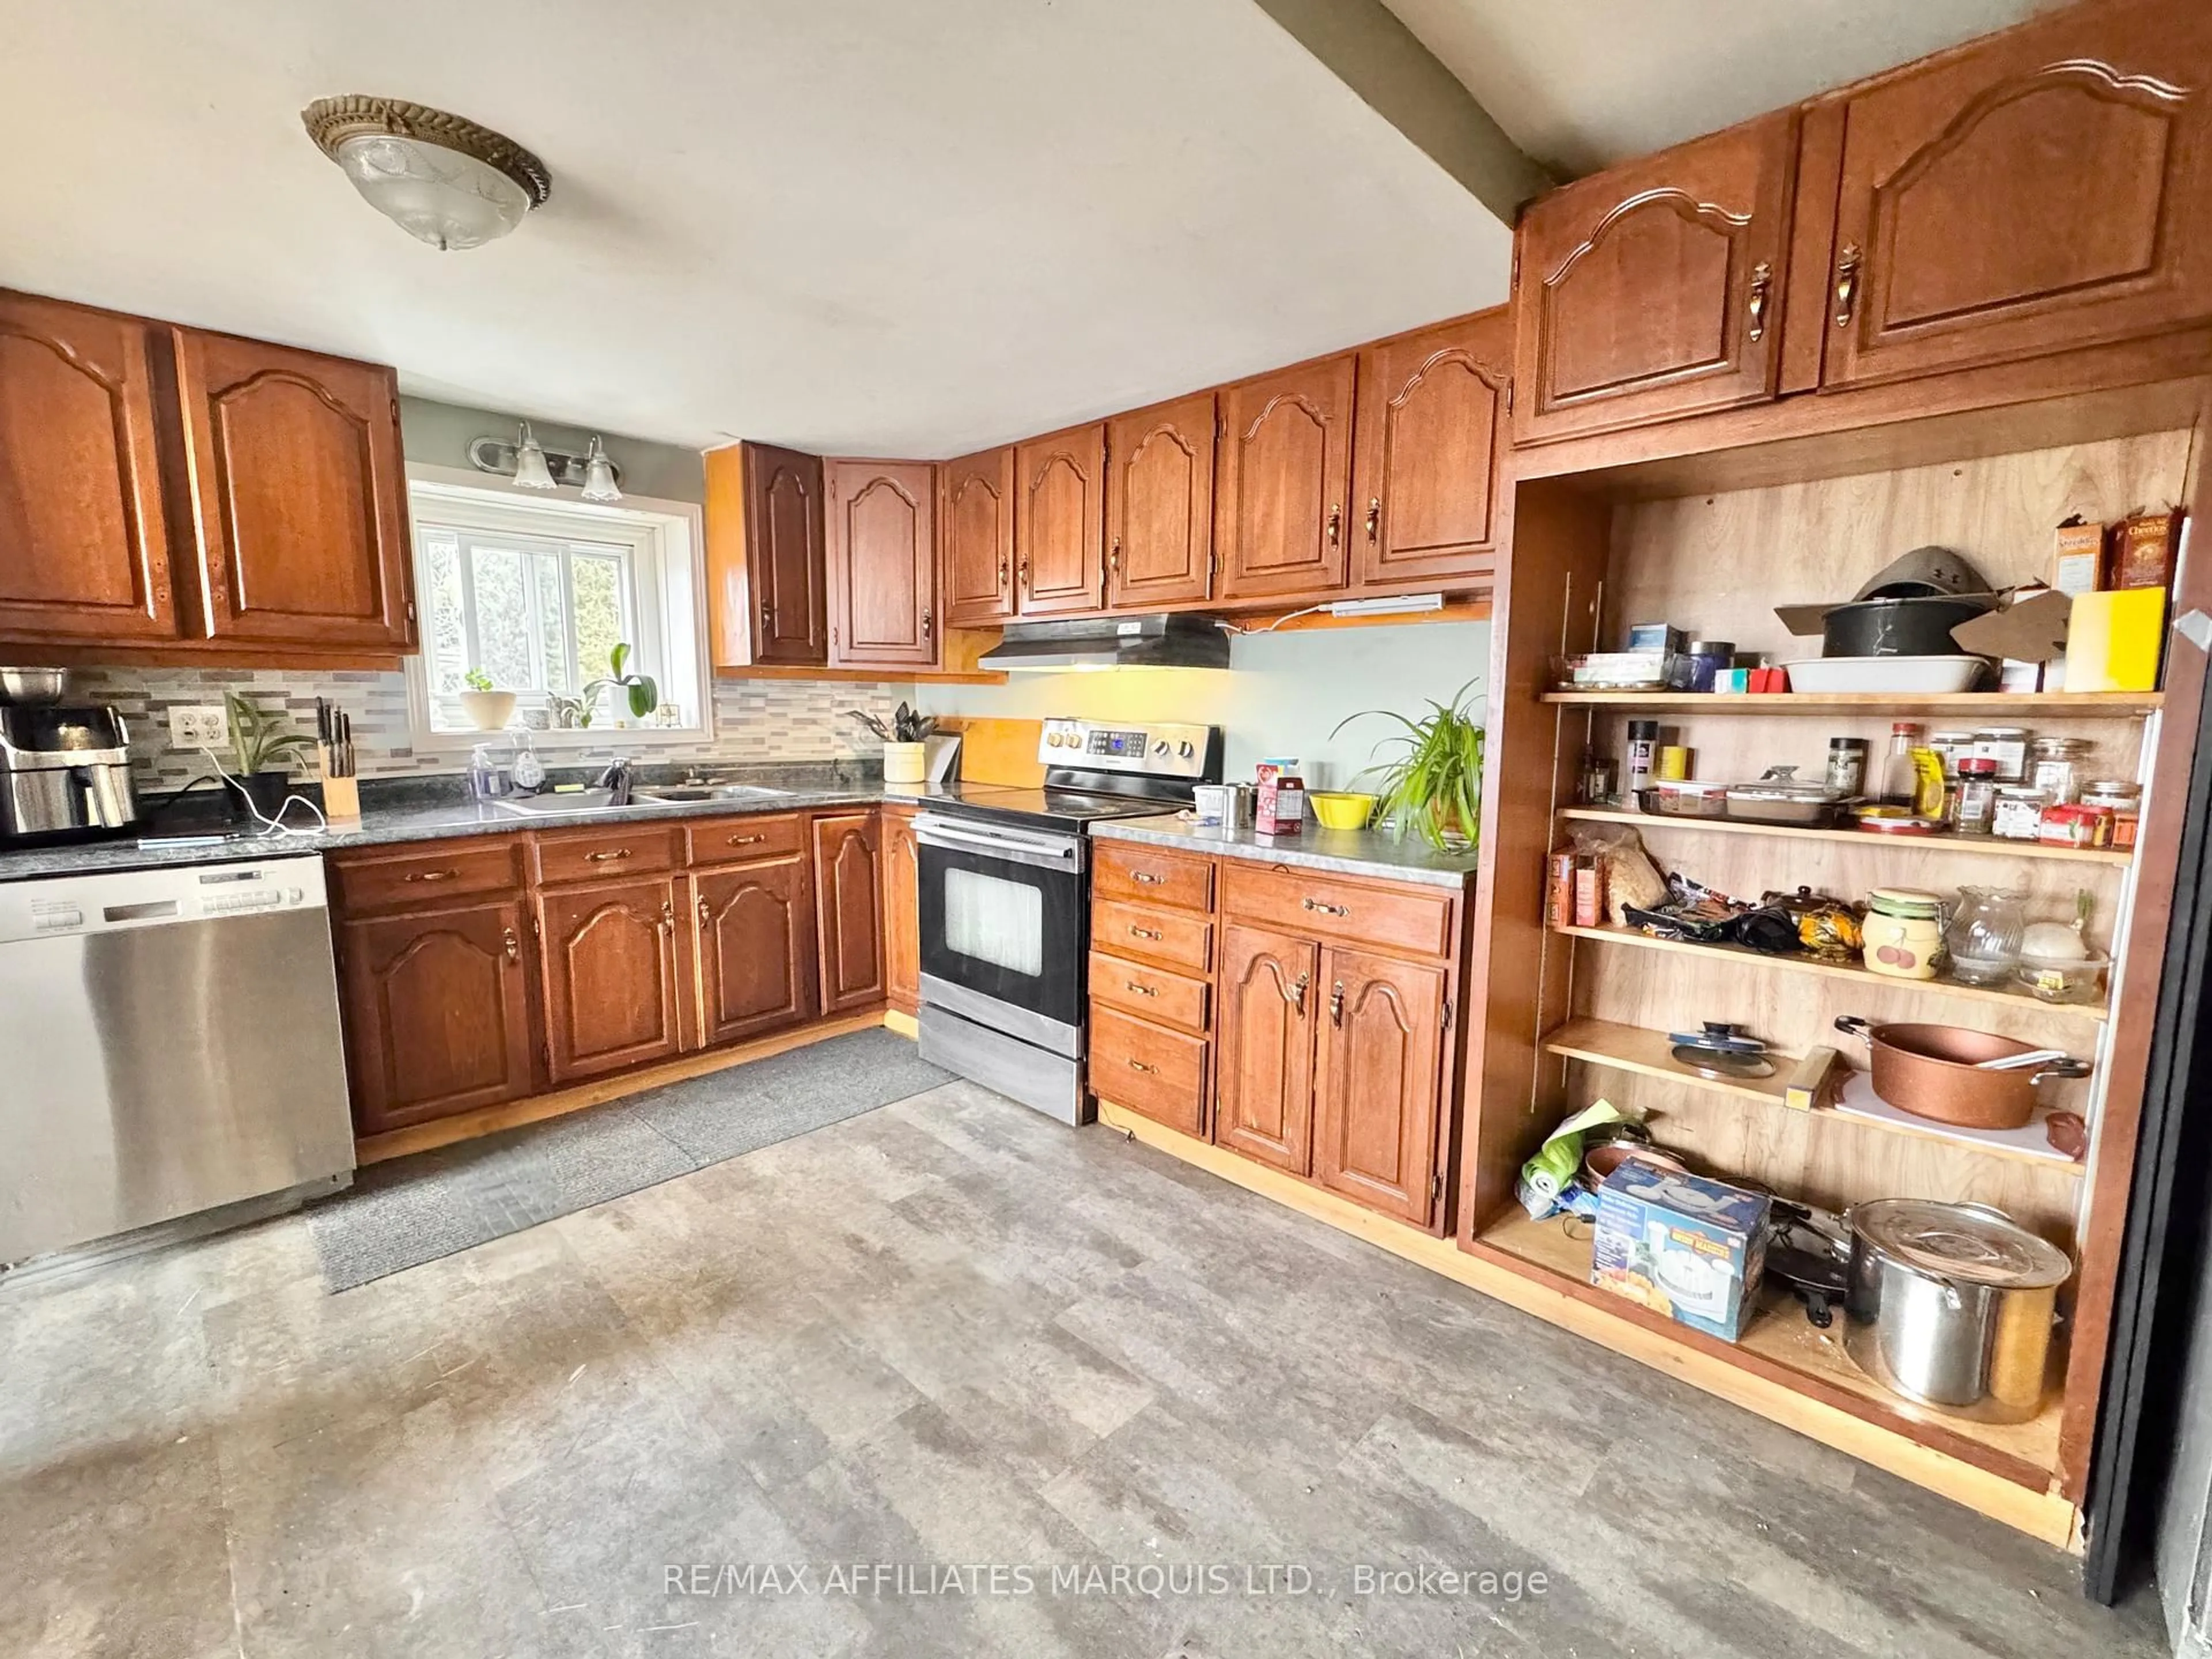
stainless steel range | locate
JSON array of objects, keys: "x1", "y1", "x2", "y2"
[{"x1": 915, "y1": 718, "x2": 1222, "y2": 1124}]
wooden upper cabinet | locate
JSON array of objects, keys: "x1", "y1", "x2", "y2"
[
  {"x1": 1105, "y1": 394, "x2": 1215, "y2": 611},
  {"x1": 940, "y1": 448, "x2": 1016, "y2": 628},
  {"x1": 813, "y1": 812, "x2": 885, "y2": 1013},
  {"x1": 1351, "y1": 310, "x2": 1511, "y2": 590},
  {"x1": 825, "y1": 459, "x2": 938, "y2": 668},
  {"x1": 1215, "y1": 354, "x2": 1356, "y2": 601},
  {"x1": 1213, "y1": 922, "x2": 1318, "y2": 1175},
  {"x1": 536, "y1": 873, "x2": 689, "y2": 1084},
  {"x1": 169, "y1": 328, "x2": 415, "y2": 650},
  {"x1": 1016, "y1": 423, "x2": 1106, "y2": 615},
  {"x1": 1514, "y1": 111, "x2": 1798, "y2": 444},
  {"x1": 1807, "y1": 0, "x2": 2212, "y2": 390},
  {"x1": 693, "y1": 857, "x2": 819, "y2": 1046},
  {"x1": 1312, "y1": 948, "x2": 1446, "y2": 1228},
  {"x1": 0, "y1": 291, "x2": 178, "y2": 645},
  {"x1": 704, "y1": 442, "x2": 826, "y2": 666}
]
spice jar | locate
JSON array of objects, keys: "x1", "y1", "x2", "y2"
[
  {"x1": 1927, "y1": 729, "x2": 1978, "y2": 777},
  {"x1": 1973, "y1": 726, "x2": 2032, "y2": 783},
  {"x1": 1580, "y1": 749, "x2": 1619, "y2": 806},
  {"x1": 2029, "y1": 736, "x2": 2092, "y2": 804},
  {"x1": 2082, "y1": 781, "x2": 2142, "y2": 850},
  {"x1": 1827, "y1": 737, "x2": 1869, "y2": 798},
  {"x1": 1952, "y1": 757, "x2": 2000, "y2": 836},
  {"x1": 1658, "y1": 745, "x2": 1692, "y2": 782},
  {"x1": 1863, "y1": 888, "x2": 1946, "y2": 980},
  {"x1": 1992, "y1": 784, "x2": 2052, "y2": 840}
]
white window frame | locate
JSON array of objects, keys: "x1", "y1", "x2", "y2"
[{"x1": 404, "y1": 465, "x2": 711, "y2": 753}]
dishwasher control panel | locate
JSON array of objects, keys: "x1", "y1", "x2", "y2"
[{"x1": 0, "y1": 855, "x2": 327, "y2": 944}]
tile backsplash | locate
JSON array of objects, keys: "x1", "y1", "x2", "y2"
[{"x1": 65, "y1": 666, "x2": 915, "y2": 791}]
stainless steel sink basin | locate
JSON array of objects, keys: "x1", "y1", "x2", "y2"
[
  {"x1": 490, "y1": 790, "x2": 625, "y2": 816},
  {"x1": 630, "y1": 783, "x2": 797, "y2": 803}
]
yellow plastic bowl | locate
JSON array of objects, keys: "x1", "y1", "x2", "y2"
[{"x1": 1308, "y1": 790, "x2": 1377, "y2": 830}]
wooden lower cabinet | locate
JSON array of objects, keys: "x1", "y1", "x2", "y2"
[
  {"x1": 536, "y1": 873, "x2": 690, "y2": 1084},
  {"x1": 1212, "y1": 923, "x2": 1319, "y2": 1175},
  {"x1": 814, "y1": 812, "x2": 886, "y2": 1013},
  {"x1": 693, "y1": 857, "x2": 818, "y2": 1044},
  {"x1": 1312, "y1": 948, "x2": 1446, "y2": 1225},
  {"x1": 882, "y1": 810, "x2": 920, "y2": 1014},
  {"x1": 338, "y1": 899, "x2": 537, "y2": 1136}
]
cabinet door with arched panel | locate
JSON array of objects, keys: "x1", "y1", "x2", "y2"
[
  {"x1": 1351, "y1": 310, "x2": 1511, "y2": 591},
  {"x1": 1015, "y1": 424, "x2": 1105, "y2": 616},
  {"x1": 1105, "y1": 394, "x2": 1214, "y2": 610},
  {"x1": 827, "y1": 460, "x2": 938, "y2": 668},
  {"x1": 694, "y1": 857, "x2": 819, "y2": 1044},
  {"x1": 170, "y1": 328, "x2": 415, "y2": 650},
  {"x1": 1215, "y1": 355, "x2": 1356, "y2": 601},
  {"x1": 1312, "y1": 948, "x2": 1446, "y2": 1228},
  {"x1": 1513, "y1": 111, "x2": 1797, "y2": 445},
  {"x1": 1212, "y1": 923, "x2": 1319, "y2": 1174},
  {"x1": 940, "y1": 448, "x2": 1016, "y2": 627},
  {"x1": 537, "y1": 874, "x2": 688, "y2": 1083}
]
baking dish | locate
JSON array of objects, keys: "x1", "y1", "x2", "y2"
[{"x1": 1722, "y1": 766, "x2": 1849, "y2": 827}]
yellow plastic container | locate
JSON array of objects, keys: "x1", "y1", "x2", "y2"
[
  {"x1": 1308, "y1": 791, "x2": 1377, "y2": 830},
  {"x1": 2067, "y1": 588, "x2": 2166, "y2": 693}
]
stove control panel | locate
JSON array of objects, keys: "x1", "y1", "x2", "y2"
[{"x1": 1038, "y1": 718, "x2": 1217, "y2": 779}]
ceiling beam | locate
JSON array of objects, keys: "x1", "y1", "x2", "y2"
[{"x1": 1248, "y1": 0, "x2": 1554, "y2": 224}]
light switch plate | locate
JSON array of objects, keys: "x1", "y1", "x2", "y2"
[{"x1": 168, "y1": 705, "x2": 227, "y2": 749}]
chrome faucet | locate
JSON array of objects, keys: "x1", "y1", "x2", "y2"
[{"x1": 594, "y1": 756, "x2": 634, "y2": 806}]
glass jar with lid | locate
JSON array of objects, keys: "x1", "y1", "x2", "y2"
[
  {"x1": 1973, "y1": 726, "x2": 2032, "y2": 783},
  {"x1": 1952, "y1": 757, "x2": 2000, "y2": 836},
  {"x1": 1863, "y1": 888, "x2": 1946, "y2": 980},
  {"x1": 2029, "y1": 736, "x2": 2092, "y2": 805},
  {"x1": 2082, "y1": 780, "x2": 2142, "y2": 850},
  {"x1": 1992, "y1": 784, "x2": 2052, "y2": 840},
  {"x1": 1945, "y1": 886, "x2": 2027, "y2": 986}
]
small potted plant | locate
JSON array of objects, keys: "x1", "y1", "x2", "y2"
[
  {"x1": 1331, "y1": 679, "x2": 1486, "y2": 850},
  {"x1": 222, "y1": 690, "x2": 319, "y2": 821},
  {"x1": 459, "y1": 668, "x2": 517, "y2": 732},
  {"x1": 579, "y1": 643, "x2": 657, "y2": 729},
  {"x1": 847, "y1": 702, "x2": 936, "y2": 784}
]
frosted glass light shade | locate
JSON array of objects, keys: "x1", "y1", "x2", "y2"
[
  {"x1": 332, "y1": 133, "x2": 532, "y2": 251},
  {"x1": 512, "y1": 425, "x2": 557, "y2": 490},
  {"x1": 579, "y1": 437, "x2": 623, "y2": 503}
]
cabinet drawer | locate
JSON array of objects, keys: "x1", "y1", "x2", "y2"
[
  {"x1": 1093, "y1": 898, "x2": 1212, "y2": 974},
  {"x1": 532, "y1": 824, "x2": 681, "y2": 885},
  {"x1": 330, "y1": 838, "x2": 524, "y2": 916},
  {"x1": 1089, "y1": 949, "x2": 1209, "y2": 1036},
  {"x1": 1220, "y1": 863, "x2": 1454, "y2": 957},
  {"x1": 1089, "y1": 1005, "x2": 1207, "y2": 1138},
  {"x1": 684, "y1": 812, "x2": 806, "y2": 867},
  {"x1": 1094, "y1": 842, "x2": 1214, "y2": 912}
]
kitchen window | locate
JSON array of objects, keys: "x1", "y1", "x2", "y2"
[{"x1": 404, "y1": 475, "x2": 707, "y2": 743}]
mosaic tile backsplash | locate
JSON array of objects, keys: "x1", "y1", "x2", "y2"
[{"x1": 65, "y1": 666, "x2": 916, "y2": 791}]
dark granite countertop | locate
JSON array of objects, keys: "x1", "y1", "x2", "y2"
[
  {"x1": 1089, "y1": 813, "x2": 1479, "y2": 888},
  {"x1": 0, "y1": 765, "x2": 967, "y2": 884}
]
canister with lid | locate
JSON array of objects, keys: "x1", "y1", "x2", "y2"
[
  {"x1": 2082, "y1": 780, "x2": 2142, "y2": 850},
  {"x1": 1827, "y1": 737, "x2": 1869, "y2": 798},
  {"x1": 1952, "y1": 757, "x2": 1999, "y2": 836},
  {"x1": 2029, "y1": 736, "x2": 2092, "y2": 805},
  {"x1": 1862, "y1": 888, "x2": 1946, "y2": 980},
  {"x1": 1991, "y1": 784, "x2": 2052, "y2": 840},
  {"x1": 1972, "y1": 726, "x2": 2032, "y2": 783}
]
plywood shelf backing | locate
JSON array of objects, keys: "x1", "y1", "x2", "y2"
[{"x1": 1556, "y1": 806, "x2": 2133, "y2": 866}]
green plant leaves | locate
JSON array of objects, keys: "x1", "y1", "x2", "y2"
[{"x1": 1330, "y1": 679, "x2": 1486, "y2": 850}]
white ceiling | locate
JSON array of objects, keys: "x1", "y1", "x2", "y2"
[
  {"x1": 0, "y1": 0, "x2": 1512, "y2": 459},
  {"x1": 1377, "y1": 0, "x2": 2061, "y2": 176}
]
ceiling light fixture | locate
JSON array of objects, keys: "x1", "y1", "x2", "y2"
[
  {"x1": 468, "y1": 426, "x2": 624, "y2": 497},
  {"x1": 301, "y1": 96, "x2": 550, "y2": 251},
  {"x1": 510, "y1": 424, "x2": 557, "y2": 490},
  {"x1": 579, "y1": 437, "x2": 623, "y2": 503}
]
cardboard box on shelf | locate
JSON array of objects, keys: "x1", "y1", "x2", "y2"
[{"x1": 1592, "y1": 1164, "x2": 1770, "y2": 1342}]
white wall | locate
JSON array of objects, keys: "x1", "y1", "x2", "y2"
[{"x1": 927, "y1": 619, "x2": 1491, "y2": 789}]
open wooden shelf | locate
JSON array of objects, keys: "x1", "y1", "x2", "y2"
[
  {"x1": 1551, "y1": 922, "x2": 2110, "y2": 1021},
  {"x1": 1556, "y1": 806, "x2": 2134, "y2": 866},
  {"x1": 1475, "y1": 1209, "x2": 2065, "y2": 1486},
  {"x1": 1541, "y1": 690, "x2": 2162, "y2": 717},
  {"x1": 1541, "y1": 1016, "x2": 2084, "y2": 1173}
]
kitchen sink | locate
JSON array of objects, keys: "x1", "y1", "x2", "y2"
[
  {"x1": 490, "y1": 790, "x2": 627, "y2": 816},
  {"x1": 629, "y1": 783, "x2": 797, "y2": 803}
]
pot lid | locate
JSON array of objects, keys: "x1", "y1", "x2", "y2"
[
  {"x1": 1726, "y1": 766, "x2": 1843, "y2": 804},
  {"x1": 1866, "y1": 886, "x2": 1945, "y2": 917},
  {"x1": 1851, "y1": 1199, "x2": 2072, "y2": 1287}
]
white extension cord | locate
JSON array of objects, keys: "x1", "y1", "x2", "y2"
[{"x1": 195, "y1": 745, "x2": 328, "y2": 838}]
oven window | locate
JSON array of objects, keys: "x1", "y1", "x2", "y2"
[{"x1": 944, "y1": 868, "x2": 1044, "y2": 977}]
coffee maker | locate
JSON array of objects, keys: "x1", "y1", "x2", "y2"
[{"x1": 0, "y1": 669, "x2": 141, "y2": 843}]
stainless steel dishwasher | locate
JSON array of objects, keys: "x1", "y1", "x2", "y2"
[{"x1": 0, "y1": 854, "x2": 354, "y2": 1268}]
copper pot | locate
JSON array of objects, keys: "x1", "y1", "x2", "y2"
[{"x1": 1834, "y1": 1016, "x2": 2090, "y2": 1130}]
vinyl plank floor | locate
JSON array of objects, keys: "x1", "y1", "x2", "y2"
[{"x1": 0, "y1": 1076, "x2": 2168, "y2": 1658}]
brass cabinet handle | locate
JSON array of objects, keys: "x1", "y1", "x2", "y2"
[
  {"x1": 1125, "y1": 980, "x2": 1157, "y2": 997},
  {"x1": 760, "y1": 599, "x2": 774, "y2": 627},
  {"x1": 1130, "y1": 925, "x2": 1162, "y2": 940},
  {"x1": 1833, "y1": 243, "x2": 1863, "y2": 329},
  {"x1": 1018, "y1": 556, "x2": 1031, "y2": 588},
  {"x1": 1302, "y1": 896, "x2": 1349, "y2": 917},
  {"x1": 405, "y1": 869, "x2": 457, "y2": 883},
  {"x1": 1289, "y1": 969, "x2": 1310, "y2": 1014},
  {"x1": 1365, "y1": 498, "x2": 1380, "y2": 540},
  {"x1": 1131, "y1": 870, "x2": 1164, "y2": 885},
  {"x1": 1109, "y1": 537, "x2": 1122, "y2": 575},
  {"x1": 502, "y1": 926, "x2": 519, "y2": 963},
  {"x1": 921, "y1": 608, "x2": 933, "y2": 639},
  {"x1": 727, "y1": 832, "x2": 764, "y2": 846},
  {"x1": 660, "y1": 898, "x2": 675, "y2": 931},
  {"x1": 697, "y1": 895, "x2": 711, "y2": 926},
  {"x1": 1329, "y1": 980, "x2": 1345, "y2": 1027},
  {"x1": 585, "y1": 848, "x2": 632, "y2": 863},
  {"x1": 1327, "y1": 503, "x2": 1342, "y2": 546},
  {"x1": 998, "y1": 555, "x2": 1009, "y2": 589},
  {"x1": 1747, "y1": 259, "x2": 1772, "y2": 343},
  {"x1": 1127, "y1": 1058, "x2": 1156, "y2": 1074}
]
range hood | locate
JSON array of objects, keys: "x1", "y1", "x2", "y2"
[{"x1": 978, "y1": 613, "x2": 1230, "y2": 672}]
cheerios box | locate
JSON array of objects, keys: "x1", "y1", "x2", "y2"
[{"x1": 1590, "y1": 1164, "x2": 1768, "y2": 1342}]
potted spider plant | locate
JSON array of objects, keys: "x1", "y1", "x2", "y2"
[
  {"x1": 579, "y1": 642, "x2": 658, "y2": 729},
  {"x1": 1331, "y1": 679, "x2": 1486, "y2": 850},
  {"x1": 459, "y1": 667, "x2": 517, "y2": 732},
  {"x1": 222, "y1": 691, "x2": 319, "y2": 821},
  {"x1": 847, "y1": 702, "x2": 936, "y2": 783}
]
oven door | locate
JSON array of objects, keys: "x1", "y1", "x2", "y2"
[{"x1": 915, "y1": 813, "x2": 1087, "y2": 1052}]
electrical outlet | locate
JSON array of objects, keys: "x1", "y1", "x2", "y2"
[{"x1": 168, "y1": 705, "x2": 228, "y2": 749}]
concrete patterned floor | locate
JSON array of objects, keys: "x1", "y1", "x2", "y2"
[{"x1": 1, "y1": 1079, "x2": 2168, "y2": 1658}]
